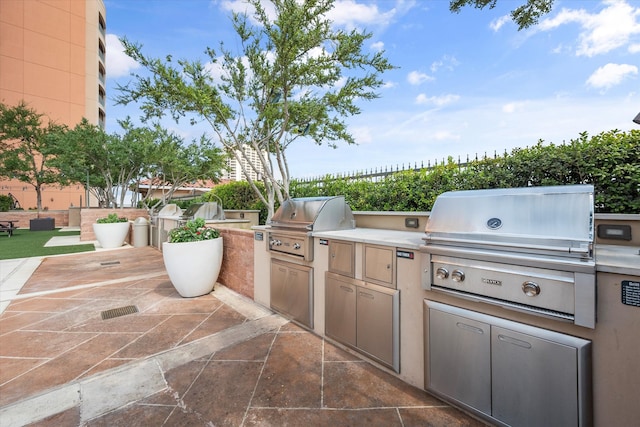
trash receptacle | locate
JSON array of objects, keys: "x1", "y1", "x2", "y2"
[{"x1": 132, "y1": 217, "x2": 149, "y2": 247}]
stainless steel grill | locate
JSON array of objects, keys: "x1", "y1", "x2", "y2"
[
  {"x1": 420, "y1": 185, "x2": 597, "y2": 328},
  {"x1": 268, "y1": 196, "x2": 355, "y2": 261}
]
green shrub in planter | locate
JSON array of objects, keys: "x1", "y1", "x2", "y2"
[{"x1": 96, "y1": 213, "x2": 128, "y2": 223}]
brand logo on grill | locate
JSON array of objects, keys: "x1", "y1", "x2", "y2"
[
  {"x1": 482, "y1": 278, "x2": 502, "y2": 286},
  {"x1": 486, "y1": 217, "x2": 502, "y2": 230}
]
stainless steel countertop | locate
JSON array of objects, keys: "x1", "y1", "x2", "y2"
[
  {"x1": 595, "y1": 245, "x2": 640, "y2": 276},
  {"x1": 312, "y1": 228, "x2": 640, "y2": 277},
  {"x1": 312, "y1": 228, "x2": 425, "y2": 249}
]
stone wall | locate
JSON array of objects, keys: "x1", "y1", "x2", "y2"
[
  {"x1": 0, "y1": 210, "x2": 69, "y2": 228},
  {"x1": 80, "y1": 208, "x2": 149, "y2": 242},
  {"x1": 218, "y1": 227, "x2": 254, "y2": 299}
]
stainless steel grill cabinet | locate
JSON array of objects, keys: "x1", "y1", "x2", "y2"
[
  {"x1": 267, "y1": 196, "x2": 355, "y2": 329},
  {"x1": 421, "y1": 185, "x2": 597, "y2": 328}
]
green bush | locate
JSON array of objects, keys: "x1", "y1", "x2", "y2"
[
  {"x1": 290, "y1": 130, "x2": 639, "y2": 214},
  {"x1": 0, "y1": 194, "x2": 12, "y2": 212},
  {"x1": 204, "y1": 180, "x2": 269, "y2": 224}
]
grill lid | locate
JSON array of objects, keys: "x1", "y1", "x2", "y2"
[
  {"x1": 424, "y1": 185, "x2": 594, "y2": 257},
  {"x1": 269, "y1": 196, "x2": 355, "y2": 232}
]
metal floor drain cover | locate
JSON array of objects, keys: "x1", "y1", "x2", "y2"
[
  {"x1": 100, "y1": 261, "x2": 121, "y2": 266},
  {"x1": 101, "y1": 305, "x2": 138, "y2": 320}
]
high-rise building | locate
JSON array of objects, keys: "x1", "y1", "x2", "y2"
[
  {"x1": 0, "y1": 0, "x2": 106, "y2": 209},
  {"x1": 222, "y1": 145, "x2": 267, "y2": 182}
]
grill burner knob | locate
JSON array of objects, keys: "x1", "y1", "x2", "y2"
[
  {"x1": 293, "y1": 243, "x2": 301, "y2": 250},
  {"x1": 270, "y1": 239, "x2": 282, "y2": 246},
  {"x1": 522, "y1": 281, "x2": 541, "y2": 297},
  {"x1": 452, "y1": 270, "x2": 465, "y2": 282},
  {"x1": 436, "y1": 267, "x2": 449, "y2": 280}
]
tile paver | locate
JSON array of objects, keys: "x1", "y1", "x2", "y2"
[{"x1": 0, "y1": 247, "x2": 486, "y2": 426}]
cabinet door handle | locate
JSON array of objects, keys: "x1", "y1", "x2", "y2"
[
  {"x1": 359, "y1": 292, "x2": 374, "y2": 299},
  {"x1": 455, "y1": 322, "x2": 484, "y2": 335},
  {"x1": 498, "y1": 334, "x2": 532, "y2": 349},
  {"x1": 340, "y1": 285, "x2": 354, "y2": 293}
]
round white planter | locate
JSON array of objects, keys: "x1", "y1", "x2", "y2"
[
  {"x1": 92, "y1": 222, "x2": 130, "y2": 249},
  {"x1": 162, "y1": 238, "x2": 223, "y2": 298}
]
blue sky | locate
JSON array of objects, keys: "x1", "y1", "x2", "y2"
[{"x1": 104, "y1": 0, "x2": 639, "y2": 178}]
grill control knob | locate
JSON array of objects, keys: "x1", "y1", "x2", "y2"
[
  {"x1": 293, "y1": 243, "x2": 301, "y2": 250},
  {"x1": 270, "y1": 239, "x2": 282, "y2": 246},
  {"x1": 522, "y1": 281, "x2": 541, "y2": 297},
  {"x1": 452, "y1": 270, "x2": 465, "y2": 282},
  {"x1": 436, "y1": 267, "x2": 449, "y2": 280}
]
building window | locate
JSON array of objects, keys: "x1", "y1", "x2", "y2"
[
  {"x1": 98, "y1": 40, "x2": 106, "y2": 62},
  {"x1": 98, "y1": 13, "x2": 106, "y2": 36},
  {"x1": 99, "y1": 62, "x2": 106, "y2": 84},
  {"x1": 98, "y1": 108, "x2": 106, "y2": 129}
]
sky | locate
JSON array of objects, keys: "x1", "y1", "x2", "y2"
[{"x1": 104, "y1": 0, "x2": 640, "y2": 179}]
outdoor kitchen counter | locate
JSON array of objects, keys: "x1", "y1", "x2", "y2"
[
  {"x1": 312, "y1": 227, "x2": 425, "y2": 249},
  {"x1": 595, "y1": 244, "x2": 640, "y2": 276}
]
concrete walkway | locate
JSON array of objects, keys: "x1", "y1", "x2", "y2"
[{"x1": 0, "y1": 247, "x2": 484, "y2": 426}]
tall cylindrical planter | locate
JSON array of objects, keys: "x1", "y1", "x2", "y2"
[
  {"x1": 162, "y1": 238, "x2": 223, "y2": 298},
  {"x1": 92, "y1": 222, "x2": 130, "y2": 249}
]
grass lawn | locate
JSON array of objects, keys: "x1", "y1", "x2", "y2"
[{"x1": 0, "y1": 228, "x2": 95, "y2": 260}]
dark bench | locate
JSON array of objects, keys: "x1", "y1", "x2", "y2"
[{"x1": 0, "y1": 222, "x2": 18, "y2": 237}]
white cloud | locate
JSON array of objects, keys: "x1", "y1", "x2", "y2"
[
  {"x1": 430, "y1": 55, "x2": 459, "y2": 73},
  {"x1": 328, "y1": 0, "x2": 416, "y2": 30},
  {"x1": 502, "y1": 101, "x2": 529, "y2": 113},
  {"x1": 490, "y1": 15, "x2": 511, "y2": 32},
  {"x1": 371, "y1": 41, "x2": 385, "y2": 51},
  {"x1": 407, "y1": 71, "x2": 433, "y2": 85},
  {"x1": 629, "y1": 43, "x2": 640, "y2": 53},
  {"x1": 537, "y1": 0, "x2": 640, "y2": 57},
  {"x1": 218, "y1": 0, "x2": 277, "y2": 24},
  {"x1": 105, "y1": 34, "x2": 140, "y2": 78},
  {"x1": 352, "y1": 126, "x2": 373, "y2": 144},
  {"x1": 586, "y1": 63, "x2": 638, "y2": 89},
  {"x1": 415, "y1": 93, "x2": 460, "y2": 106},
  {"x1": 432, "y1": 130, "x2": 460, "y2": 141}
]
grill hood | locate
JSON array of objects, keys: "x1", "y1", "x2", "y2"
[
  {"x1": 269, "y1": 196, "x2": 355, "y2": 232},
  {"x1": 424, "y1": 185, "x2": 595, "y2": 258}
]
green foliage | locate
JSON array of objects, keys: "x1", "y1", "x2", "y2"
[
  {"x1": 204, "y1": 180, "x2": 269, "y2": 224},
  {"x1": 0, "y1": 101, "x2": 67, "y2": 211},
  {"x1": 291, "y1": 130, "x2": 639, "y2": 214},
  {"x1": 168, "y1": 218, "x2": 219, "y2": 243},
  {"x1": 53, "y1": 118, "x2": 226, "y2": 210},
  {"x1": 449, "y1": 0, "x2": 554, "y2": 30},
  {"x1": 0, "y1": 195, "x2": 11, "y2": 212},
  {"x1": 96, "y1": 213, "x2": 128, "y2": 223},
  {"x1": 115, "y1": 0, "x2": 395, "y2": 221}
]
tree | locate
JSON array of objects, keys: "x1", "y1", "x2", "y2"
[
  {"x1": 115, "y1": 0, "x2": 394, "y2": 221},
  {"x1": 0, "y1": 101, "x2": 66, "y2": 212},
  {"x1": 53, "y1": 119, "x2": 226, "y2": 210},
  {"x1": 449, "y1": 0, "x2": 554, "y2": 30}
]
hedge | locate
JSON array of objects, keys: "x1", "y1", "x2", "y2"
[{"x1": 290, "y1": 129, "x2": 639, "y2": 214}]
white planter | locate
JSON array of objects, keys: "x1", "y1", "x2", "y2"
[
  {"x1": 162, "y1": 238, "x2": 223, "y2": 298},
  {"x1": 93, "y1": 222, "x2": 130, "y2": 249}
]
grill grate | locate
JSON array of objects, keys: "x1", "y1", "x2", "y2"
[
  {"x1": 101, "y1": 305, "x2": 138, "y2": 320},
  {"x1": 100, "y1": 261, "x2": 121, "y2": 266}
]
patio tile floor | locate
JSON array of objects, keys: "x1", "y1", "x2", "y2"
[{"x1": 0, "y1": 247, "x2": 486, "y2": 426}]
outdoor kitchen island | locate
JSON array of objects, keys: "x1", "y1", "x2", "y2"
[{"x1": 253, "y1": 208, "x2": 639, "y2": 427}]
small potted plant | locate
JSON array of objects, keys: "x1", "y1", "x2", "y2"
[
  {"x1": 93, "y1": 213, "x2": 130, "y2": 248},
  {"x1": 162, "y1": 217, "x2": 223, "y2": 297}
]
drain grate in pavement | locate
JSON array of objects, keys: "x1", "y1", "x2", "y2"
[
  {"x1": 100, "y1": 261, "x2": 121, "y2": 266},
  {"x1": 101, "y1": 305, "x2": 138, "y2": 320}
]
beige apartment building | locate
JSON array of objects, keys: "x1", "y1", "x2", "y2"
[{"x1": 0, "y1": 0, "x2": 106, "y2": 210}]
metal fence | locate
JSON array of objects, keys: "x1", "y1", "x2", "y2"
[{"x1": 295, "y1": 150, "x2": 508, "y2": 184}]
